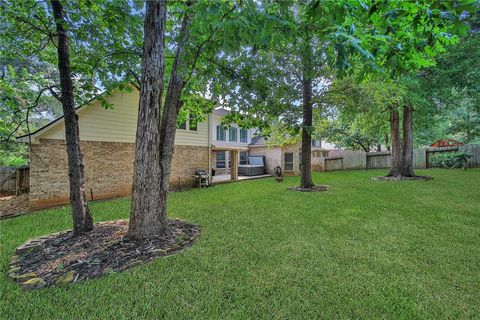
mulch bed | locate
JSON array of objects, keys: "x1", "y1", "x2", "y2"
[
  {"x1": 373, "y1": 176, "x2": 433, "y2": 181},
  {"x1": 8, "y1": 219, "x2": 200, "y2": 290},
  {"x1": 288, "y1": 185, "x2": 330, "y2": 192},
  {"x1": 0, "y1": 194, "x2": 30, "y2": 219}
]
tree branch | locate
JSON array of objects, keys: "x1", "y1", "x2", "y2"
[
  {"x1": 128, "y1": 70, "x2": 141, "y2": 90},
  {"x1": 184, "y1": 2, "x2": 238, "y2": 85},
  {"x1": 1, "y1": 86, "x2": 56, "y2": 144}
]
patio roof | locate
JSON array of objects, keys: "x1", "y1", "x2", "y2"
[{"x1": 211, "y1": 145, "x2": 249, "y2": 151}]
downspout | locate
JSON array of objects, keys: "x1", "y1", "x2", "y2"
[{"x1": 207, "y1": 113, "x2": 212, "y2": 184}]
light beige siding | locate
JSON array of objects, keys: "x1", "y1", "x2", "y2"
[{"x1": 39, "y1": 90, "x2": 208, "y2": 146}]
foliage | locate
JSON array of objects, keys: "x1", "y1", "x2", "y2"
[
  {"x1": 429, "y1": 151, "x2": 472, "y2": 169},
  {"x1": 0, "y1": 60, "x2": 63, "y2": 162},
  {"x1": 320, "y1": 76, "x2": 401, "y2": 151},
  {"x1": 416, "y1": 33, "x2": 480, "y2": 143},
  {"x1": 1, "y1": 169, "x2": 480, "y2": 318},
  {"x1": 0, "y1": 145, "x2": 28, "y2": 167},
  {"x1": 210, "y1": 1, "x2": 337, "y2": 138},
  {"x1": 0, "y1": 0, "x2": 143, "y2": 141},
  {"x1": 321, "y1": 0, "x2": 477, "y2": 78}
]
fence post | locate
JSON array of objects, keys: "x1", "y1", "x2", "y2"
[
  {"x1": 15, "y1": 168, "x2": 20, "y2": 196},
  {"x1": 414, "y1": 148, "x2": 427, "y2": 169}
]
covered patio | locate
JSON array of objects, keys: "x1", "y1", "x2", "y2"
[{"x1": 210, "y1": 145, "x2": 271, "y2": 184}]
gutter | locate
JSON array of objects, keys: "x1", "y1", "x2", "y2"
[{"x1": 207, "y1": 113, "x2": 212, "y2": 184}]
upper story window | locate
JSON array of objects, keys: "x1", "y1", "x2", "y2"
[
  {"x1": 189, "y1": 114, "x2": 198, "y2": 131},
  {"x1": 177, "y1": 113, "x2": 198, "y2": 131},
  {"x1": 229, "y1": 127, "x2": 238, "y2": 142},
  {"x1": 177, "y1": 121, "x2": 187, "y2": 130},
  {"x1": 240, "y1": 129, "x2": 248, "y2": 143},
  {"x1": 216, "y1": 125, "x2": 226, "y2": 141}
]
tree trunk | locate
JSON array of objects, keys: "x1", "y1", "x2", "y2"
[
  {"x1": 300, "y1": 72, "x2": 314, "y2": 189},
  {"x1": 157, "y1": 12, "x2": 191, "y2": 229},
  {"x1": 402, "y1": 105, "x2": 415, "y2": 176},
  {"x1": 385, "y1": 134, "x2": 390, "y2": 151},
  {"x1": 128, "y1": 0, "x2": 168, "y2": 239},
  {"x1": 387, "y1": 107, "x2": 403, "y2": 177},
  {"x1": 51, "y1": 0, "x2": 93, "y2": 236}
]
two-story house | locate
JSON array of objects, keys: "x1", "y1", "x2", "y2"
[
  {"x1": 17, "y1": 89, "x2": 326, "y2": 209},
  {"x1": 210, "y1": 108, "x2": 256, "y2": 176}
]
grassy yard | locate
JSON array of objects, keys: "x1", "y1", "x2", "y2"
[{"x1": 1, "y1": 169, "x2": 479, "y2": 319}]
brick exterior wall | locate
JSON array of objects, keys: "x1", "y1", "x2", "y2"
[
  {"x1": 249, "y1": 142, "x2": 301, "y2": 176},
  {"x1": 249, "y1": 142, "x2": 325, "y2": 175},
  {"x1": 29, "y1": 139, "x2": 208, "y2": 209},
  {"x1": 281, "y1": 143, "x2": 301, "y2": 175},
  {"x1": 248, "y1": 146, "x2": 282, "y2": 175}
]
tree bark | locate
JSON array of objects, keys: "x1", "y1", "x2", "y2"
[
  {"x1": 157, "y1": 11, "x2": 192, "y2": 228},
  {"x1": 300, "y1": 72, "x2": 314, "y2": 189},
  {"x1": 387, "y1": 106, "x2": 403, "y2": 177},
  {"x1": 402, "y1": 105, "x2": 415, "y2": 176},
  {"x1": 51, "y1": 0, "x2": 93, "y2": 236},
  {"x1": 128, "y1": 0, "x2": 168, "y2": 239}
]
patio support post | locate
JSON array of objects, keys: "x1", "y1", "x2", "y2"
[{"x1": 230, "y1": 150, "x2": 238, "y2": 181}]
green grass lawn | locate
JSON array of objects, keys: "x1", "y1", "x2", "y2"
[{"x1": 1, "y1": 169, "x2": 479, "y2": 319}]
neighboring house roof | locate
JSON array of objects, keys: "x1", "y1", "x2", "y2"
[{"x1": 430, "y1": 139, "x2": 464, "y2": 147}]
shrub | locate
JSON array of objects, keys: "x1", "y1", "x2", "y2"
[
  {"x1": 429, "y1": 152, "x2": 471, "y2": 169},
  {"x1": 0, "y1": 154, "x2": 28, "y2": 167}
]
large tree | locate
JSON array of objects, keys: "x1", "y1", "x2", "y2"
[
  {"x1": 210, "y1": 1, "x2": 343, "y2": 190},
  {"x1": 128, "y1": 0, "x2": 249, "y2": 238},
  {"x1": 209, "y1": 0, "x2": 476, "y2": 186},
  {"x1": 128, "y1": 0, "x2": 168, "y2": 238},
  {"x1": 319, "y1": 0, "x2": 477, "y2": 178},
  {"x1": 321, "y1": 77, "x2": 396, "y2": 152},
  {"x1": 1, "y1": 0, "x2": 142, "y2": 235},
  {"x1": 50, "y1": 0, "x2": 93, "y2": 233}
]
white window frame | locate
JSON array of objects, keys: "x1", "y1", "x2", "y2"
[
  {"x1": 216, "y1": 125, "x2": 226, "y2": 141},
  {"x1": 239, "y1": 151, "x2": 248, "y2": 165},
  {"x1": 177, "y1": 113, "x2": 198, "y2": 132},
  {"x1": 240, "y1": 129, "x2": 248, "y2": 143},
  {"x1": 229, "y1": 127, "x2": 238, "y2": 142},
  {"x1": 216, "y1": 151, "x2": 226, "y2": 168},
  {"x1": 284, "y1": 152, "x2": 294, "y2": 171}
]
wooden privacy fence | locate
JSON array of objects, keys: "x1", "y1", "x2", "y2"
[
  {"x1": 313, "y1": 144, "x2": 480, "y2": 172},
  {"x1": 0, "y1": 166, "x2": 29, "y2": 196}
]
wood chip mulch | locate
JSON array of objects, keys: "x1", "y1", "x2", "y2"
[
  {"x1": 0, "y1": 194, "x2": 30, "y2": 219},
  {"x1": 288, "y1": 185, "x2": 330, "y2": 192},
  {"x1": 8, "y1": 219, "x2": 200, "y2": 290}
]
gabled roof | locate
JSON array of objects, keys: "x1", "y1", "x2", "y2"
[
  {"x1": 430, "y1": 138, "x2": 464, "y2": 147},
  {"x1": 16, "y1": 103, "x2": 88, "y2": 143},
  {"x1": 249, "y1": 136, "x2": 267, "y2": 147},
  {"x1": 16, "y1": 86, "x2": 139, "y2": 144}
]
